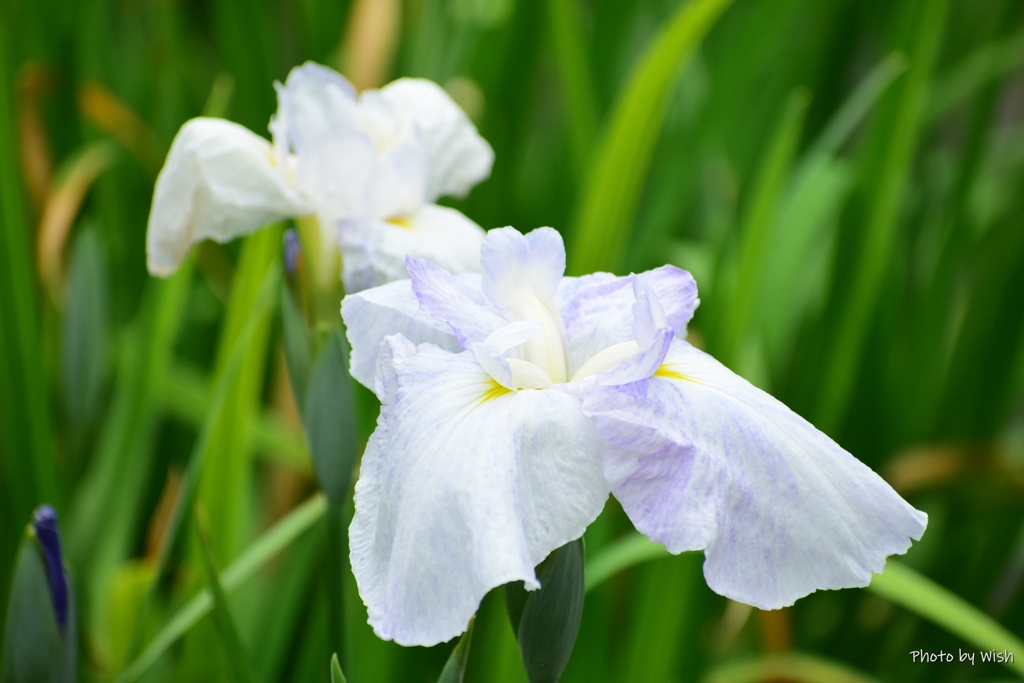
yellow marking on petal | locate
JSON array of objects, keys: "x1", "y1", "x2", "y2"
[
  {"x1": 654, "y1": 366, "x2": 699, "y2": 383},
  {"x1": 387, "y1": 215, "x2": 414, "y2": 230},
  {"x1": 480, "y1": 380, "x2": 512, "y2": 403}
]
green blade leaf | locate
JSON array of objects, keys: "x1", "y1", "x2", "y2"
[
  {"x1": 303, "y1": 329, "x2": 358, "y2": 505},
  {"x1": 117, "y1": 493, "x2": 327, "y2": 682},
  {"x1": 195, "y1": 517, "x2": 259, "y2": 683},
  {"x1": 330, "y1": 653, "x2": 348, "y2": 683},
  {"x1": 569, "y1": 0, "x2": 734, "y2": 275},
  {"x1": 713, "y1": 88, "x2": 809, "y2": 368},
  {"x1": 705, "y1": 652, "x2": 880, "y2": 683},
  {"x1": 584, "y1": 532, "x2": 670, "y2": 594},
  {"x1": 868, "y1": 561, "x2": 1024, "y2": 679},
  {"x1": 61, "y1": 226, "x2": 109, "y2": 435},
  {"x1": 121, "y1": 266, "x2": 279, "y2": 666},
  {"x1": 503, "y1": 538, "x2": 585, "y2": 683},
  {"x1": 437, "y1": 616, "x2": 475, "y2": 683},
  {"x1": 281, "y1": 255, "x2": 313, "y2": 410},
  {"x1": 815, "y1": 0, "x2": 949, "y2": 432}
]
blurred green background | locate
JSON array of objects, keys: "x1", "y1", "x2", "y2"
[{"x1": 2, "y1": 0, "x2": 1023, "y2": 681}]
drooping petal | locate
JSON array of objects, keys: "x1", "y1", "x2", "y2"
[
  {"x1": 341, "y1": 278, "x2": 458, "y2": 392},
  {"x1": 339, "y1": 204, "x2": 486, "y2": 294},
  {"x1": 350, "y1": 338, "x2": 608, "y2": 646},
  {"x1": 582, "y1": 340, "x2": 927, "y2": 610},
  {"x1": 379, "y1": 78, "x2": 494, "y2": 201},
  {"x1": 146, "y1": 118, "x2": 310, "y2": 276},
  {"x1": 561, "y1": 266, "x2": 698, "y2": 376}
]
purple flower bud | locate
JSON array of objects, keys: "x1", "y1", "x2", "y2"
[
  {"x1": 32, "y1": 505, "x2": 68, "y2": 630},
  {"x1": 283, "y1": 229, "x2": 303, "y2": 277}
]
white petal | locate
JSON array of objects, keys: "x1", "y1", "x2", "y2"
[
  {"x1": 379, "y1": 78, "x2": 494, "y2": 201},
  {"x1": 581, "y1": 341, "x2": 927, "y2": 610},
  {"x1": 293, "y1": 130, "x2": 377, "y2": 241},
  {"x1": 350, "y1": 339, "x2": 608, "y2": 646},
  {"x1": 481, "y1": 227, "x2": 565, "y2": 307},
  {"x1": 560, "y1": 266, "x2": 698, "y2": 376},
  {"x1": 480, "y1": 227, "x2": 570, "y2": 382},
  {"x1": 339, "y1": 204, "x2": 487, "y2": 293},
  {"x1": 273, "y1": 62, "x2": 357, "y2": 152},
  {"x1": 341, "y1": 279, "x2": 458, "y2": 392},
  {"x1": 146, "y1": 118, "x2": 310, "y2": 276}
]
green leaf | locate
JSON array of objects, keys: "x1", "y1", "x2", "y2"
[
  {"x1": 281, "y1": 276, "x2": 313, "y2": 413},
  {"x1": 330, "y1": 653, "x2": 348, "y2": 683},
  {"x1": 814, "y1": 0, "x2": 949, "y2": 432},
  {"x1": 547, "y1": 0, "x2": 599, "y2": 176},
  {"x1": 437, "y1": 616, "x2": 475, "y2": 683},
  {"x1": 117, "y1": 493, "x2": 327, "y2": 682},
  {"x1": 713, "y1": 88, "x2": 809, "y2": 369},
  {"x1": 503, "y1": 538, "x2": 585, "y2": 683},
  {"x1": 584, "y1": 532, "x2": 670, "y2": 594},
  {"x1": 195, "y1": 517, "x2": 259, "y2": 683},
  {"x1": 928, "y1": 28, "x2": 1024, "y2": 123},
  {"x1": 1, "y1": 526, "x2": 76, "y2": 683},
  {"x1": 705, "y1": 652, "x2": 880, "y2": 683},
  {"x1": 303, "y1": 330, "x2": 358, "y2": 505},
  {"x1": 120, "y1": 266, "x2": 279, "y2": 667},
  {"x1": 0, "y1": 17, "x2": 57, "y2": 635},
  {"x1": 569, "y1": 0, "x2": 734, "y2": 275},
  {"x1": 868, "y1": 561, "x2": 1024, "y2": 678},
  {"x1": 200, "y1": 227, "x2": 281, "y2": 561},
  {"x1": 61, "y1": 226, "x2": 109, "y2": 435}
]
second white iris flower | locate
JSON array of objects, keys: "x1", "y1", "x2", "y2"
[{"x1": 146, "y1": 62, "x2": 493, "y2": 292}]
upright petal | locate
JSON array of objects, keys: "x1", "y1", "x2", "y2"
[
  {"x1": 379, "y1": 78, "x2": 494, "y2": 200},
  {"x1": 481, "y1": 227, "x2": 565, "y2": 307},
  {"x1": 273, "y1": 62, "x2": 358, "y2": 152},
  {"x1": 350, "y1": 339, "x2": 608, "y2": 646},
  {"x1": 293, "y1": 129, "x2": 378, "y2": 246},
  {"x1": 582, "y1": 340, "x2": 927, "y2": 610},
  {"x1": 146, "y1": 118, "x2": 310, "y2": 276},
  {"x1": 480, "y1": 227, "x2": 570, "y2": 382}
]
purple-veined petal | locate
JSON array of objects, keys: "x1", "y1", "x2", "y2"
[
  {"x1": 350, "y1": 337, "x2": 608, "y2": 646},
  {"x1": 407, "y1": 254, "x2": 506, "y2": 348},
  {"x1": 146, "y1": 118, "x2": 310, "y2": 276},
  {"x1": 561, "y1": 266, "x2": 698, "y2": 377},
  {"x1": 379, "y1": 78, "x2": 494, "y2": 201},
  {"x1": 591, "y1": 278, "x2": 675, "y2": 386},
  {"x1": 341, "y1": 279, "x2": 458, "y2": 392},
  {"x1": 582, "y1": 340, "x2": 927, "y2": 610},
  {"x1": 338, "y1": 204, "x2": 486, "y2": 294}
]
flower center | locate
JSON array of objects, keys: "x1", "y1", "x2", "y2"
[{"x1": 504, "y1": 289, "x2": 569, "y2": 385}]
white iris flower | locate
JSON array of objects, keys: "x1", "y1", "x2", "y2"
[
  {"x1": 342, "y1": 227, "x2": 927, "y2": 646},
  {"x1": 146, "y1": 62, "x2": 493, "y2": 292}
]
